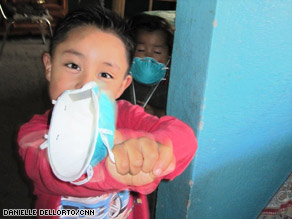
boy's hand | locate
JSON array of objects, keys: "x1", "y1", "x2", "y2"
[{"x1": 106, "y1": 131, "x2": 175, "y2": 186}]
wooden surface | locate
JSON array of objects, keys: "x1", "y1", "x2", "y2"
[{"x1": 112, "y1": 0, "x2": 125, "y2": 17}]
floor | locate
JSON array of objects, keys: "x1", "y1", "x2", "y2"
[{"x1": 0, "y1": 36, "x2": 51, "y2": 212}]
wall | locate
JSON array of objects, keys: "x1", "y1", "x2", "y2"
[{"x1": 156, "y1": 0, "x2": 292, "y2": 218}]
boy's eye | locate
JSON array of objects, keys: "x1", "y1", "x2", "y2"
[
  {"x1": 66, "y1": 63, "x2": 80, "y2": 70},
  {"x1": 99, "y1": 72, "x2": 113, "y2": 79}
]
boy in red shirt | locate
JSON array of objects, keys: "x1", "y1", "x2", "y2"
[{"x1": 18, "y1": 6, "x2": 197, "y2": 219}]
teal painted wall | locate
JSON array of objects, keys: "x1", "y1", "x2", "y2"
[{"x1": 156, "y1": 0, "x2": 292, "y2": 218}]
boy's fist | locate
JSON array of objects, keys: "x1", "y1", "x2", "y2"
[{"x1": 106, "y1": 131, "x2": 175, "y2": 186}]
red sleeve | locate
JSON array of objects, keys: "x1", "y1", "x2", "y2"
[
  {"x1": 116, "y1": 100, "x2": 197, "y2": 192},
  {"x1": 17, "y1": 111, "x2": 128, "y2": 198}
]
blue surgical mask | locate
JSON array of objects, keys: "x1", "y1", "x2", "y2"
[{"x1": 130, "y1": 57, "x2": 168, "y2": 85}]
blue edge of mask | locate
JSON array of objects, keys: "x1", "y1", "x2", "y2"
[{"x1": 90, "y1": 87, "x2": 115, "y2": 167}]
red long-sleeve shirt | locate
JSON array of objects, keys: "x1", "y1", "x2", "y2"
[{"x1": 18, "y1": 100, "x2": 197, "y2": 218}]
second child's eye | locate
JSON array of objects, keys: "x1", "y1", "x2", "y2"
[
  {"x1": 99, "y1": 72, "x2": 113, "y2": 79},
  {"x1": 136, "y1": 49, "x2": 145, "y2": 52},
  {"x1": 66, "y1": 63, "x2": 80, "y2": 71}
]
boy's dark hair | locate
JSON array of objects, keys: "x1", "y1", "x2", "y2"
[
  {"x1": 49, "y1": 6, "x2": 135, "y2": 69},
  {"x1": 127, "y1": 13, "x2": 174, "y2": 55}
]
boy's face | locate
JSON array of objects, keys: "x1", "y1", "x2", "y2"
[
  {"x1": 135, "y1": 30, "x2": 169, "y2": 65},
  {"x1": 43, "y1": 25, "x2": 132, "y2": 101}
]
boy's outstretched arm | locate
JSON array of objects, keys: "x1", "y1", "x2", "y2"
[{"x1": 18, "y1": 100, "x2": 197, "y2": 197}]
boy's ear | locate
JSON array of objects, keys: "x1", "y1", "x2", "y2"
[
  {"x1": 42, "y1": 52, "x2": 52, "y2": 82},
  {"x1": 115, "y1": 74, "x2": 132, "y2": 99}
]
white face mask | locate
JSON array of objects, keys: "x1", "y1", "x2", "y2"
[{"x1": 41, "y1": 81, "x2": 116, "y2": 185}]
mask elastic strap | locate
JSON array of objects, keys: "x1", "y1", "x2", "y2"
[
  {"x1": 99, "y1": 129, "x2": 115, "y2": 163},
  {"x1": 70, "y1": 165, "x2": 94, "y2": 186},
  {"x1": 142, "y1": 78, "x2": 166, "y2": 108},
  {"x1": 131, "y1": 81, "x2": 137, "y2": 105},
  {"x1": 165, "y1": 58, "x2": 171, "y2": 69}
]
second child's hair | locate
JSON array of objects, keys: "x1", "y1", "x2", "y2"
[
  {"x1": 127, "y1": 13, "x2": 174, "y2": 55},
  {"x1": 49, "y1": 6, "x2": 135, "y2": 69}
]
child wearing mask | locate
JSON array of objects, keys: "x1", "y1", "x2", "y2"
[
  {"x1": 120, "y1": 13, "x2": 174, "y2": 117},
  {"x1": 17, "y1": 6, "x2": 196, "y2": 219}
]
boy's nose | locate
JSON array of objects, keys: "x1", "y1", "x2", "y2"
[{"x1": 76, "y1": 73, "x2": 94, "y2": 89}]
